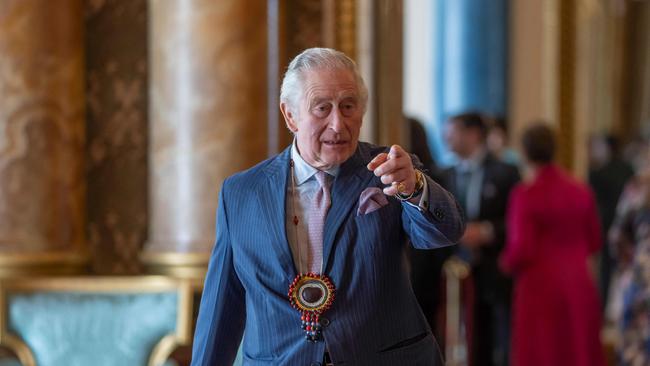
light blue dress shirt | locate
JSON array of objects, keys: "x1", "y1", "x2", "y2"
[
  {"x1": 286, "y1": 143, "x2": 339, "y2": 274},
  {"x1": 456, "y1": 149, "x2": 486, "y2": 220}
]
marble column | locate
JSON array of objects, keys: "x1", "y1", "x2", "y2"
[
  {"x1": 0, "y1": 0, "x2": 87, "y2": 276},
  {"x1": 143, "y1": 0, "x2": 268, "y2": 278},
  {"x1": 357, "y1": 0, "x2": 404, "y2": 146},
  {"x1": 509, "y1": 0, "x2": 559, "y2": 154},
  {"x1": 374, "y1": 0, "x2": 404, "y2": 147}
]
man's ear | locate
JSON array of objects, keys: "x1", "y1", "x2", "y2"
[{"x1": 280, "y1": 103, "x2": 298, "y2": 133}]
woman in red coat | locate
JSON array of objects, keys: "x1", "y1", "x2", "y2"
[{"x1": 500, "y1": 124, "x2": 605, "y2": 366}]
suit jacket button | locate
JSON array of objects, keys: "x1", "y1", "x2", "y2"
[
  {"x1": 434, "y1": 208, "x2": 444, "y2": 221},
  {"x1": 320, "y1": 317, "x2": 330, "y2": 327}
]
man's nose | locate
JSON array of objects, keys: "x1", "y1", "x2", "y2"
[{"x1": 329, "y1": 108, "x2": 345, "y2": 132}]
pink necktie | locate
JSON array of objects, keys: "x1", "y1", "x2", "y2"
[{"x1": 307, "y1": 171, "x2": 331, "y2": 273}]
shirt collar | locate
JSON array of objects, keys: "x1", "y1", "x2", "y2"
[{"x1": 290, "y1": 140, "x2": 339, "y2": 185}]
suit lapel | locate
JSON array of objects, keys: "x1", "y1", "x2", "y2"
[
  {"x1": 322, "y1": 144, "x2": 375, "y2": 272},
  {"x1": 258, "y1": 144, "x2": 379, "y2": 277},
  {"x1": 259, "y1": 147, "x2": 297, "y2": 278}
]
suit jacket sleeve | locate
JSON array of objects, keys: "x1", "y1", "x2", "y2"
[
  {"x1": 191, "y1": 181, "x2": 246, "y2": 366},
  {"x1": 402, "y1": 173, "x2": 466, "y2": 249}
]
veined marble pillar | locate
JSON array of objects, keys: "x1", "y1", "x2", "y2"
[
  {"x1": 143, "y1": 0, "x2": 267, "y2": 278},
  {"x1": 374, "y1": 0, "x2": 404, "y2": 147},
  {"x1": 0, "y1": 0, "x2": 87, "y2": 276}
]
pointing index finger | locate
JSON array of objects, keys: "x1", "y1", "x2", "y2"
[
  {"x1": 388, "y1": 145, "x2": 404, "y2": 160},
  {"x1": 367, "y1": 153, "x2": 388, "y2": 171}
]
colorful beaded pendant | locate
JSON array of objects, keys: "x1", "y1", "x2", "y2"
[{"x1": 288, "y1": 273, "x2": 335, "y2": 342}]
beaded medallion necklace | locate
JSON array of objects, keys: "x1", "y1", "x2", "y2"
[{"x1": 286, "y1": 159, "x2": 336, "y2": 342}]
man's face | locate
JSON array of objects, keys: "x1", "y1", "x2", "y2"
[
  {"x1": 444, "y1": 121, "x2": 466, "y2": 156},
  {"x1": 487, "y1": 127, "x2": 506, "y2": 153},
  {"x1": 444, "y1": 120, "x2": 481, "y2": 158},
  {"x1": 281, "y1": 68, "x2": 363, "y2": 170}
]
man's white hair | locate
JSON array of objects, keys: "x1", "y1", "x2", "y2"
[{"x1": 280, "y1": 47, "x2": 368, "y2": 114}]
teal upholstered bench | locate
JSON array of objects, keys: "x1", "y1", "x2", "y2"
[{"x1": 0, "y1": 276, "x2": 194, "y2": 366}]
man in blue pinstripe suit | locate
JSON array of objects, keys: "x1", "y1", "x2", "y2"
[{"x1": 191, "y1": 48, "x2": 465, "y2": 366}]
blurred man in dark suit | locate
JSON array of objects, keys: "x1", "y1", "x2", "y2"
[
  {"x1": 588, "y1": 134, "x2": 634, "y2": 307},
  {"x1": 442, "y1": 112, "x2": 520, "y2": 366}
]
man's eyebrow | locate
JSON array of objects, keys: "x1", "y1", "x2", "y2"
[
  {"x1": 340, "y1": 95, "x2": 358, "y2": 102},
  {"x1": 309, "y1": 96, "x2": 330, "y2": 106}
]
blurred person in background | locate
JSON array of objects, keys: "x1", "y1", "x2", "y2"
[
  {"x1": 407, "y1": 115, "x2": 440, "y2": 181},
  {"x1": 623, "y1": 136, "x2": 650, "y2": 173},
  {"x1": 443, "y1": 112, "x2": 520, "y2": 366},
  {"x1": 608, "y1": 139, "x2": 650, "y2": 366},
  {"x1": 407, "y1": 115, "x2": 449, "y2": 341},
  {"x1": 588, "y1": 134, "x2": 635, "y2": 310},
  {"x1": 500, "y1": 123, "x2": 605, "y2": 366},
  {"x1": 486, "y1": 116, "x2": 520, "y2": 167}
]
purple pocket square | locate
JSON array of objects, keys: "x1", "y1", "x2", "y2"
[{"x1": 357, "y1": 187, "x2": 389, "y2": 216}]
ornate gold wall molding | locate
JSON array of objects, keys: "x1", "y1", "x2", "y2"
[
  {"x1": 274, "y1": 0, "x2": 358, "y2": 153},
  {"x1": 335, "y1": 0, "x2": 357, "y2": 59},
  {"x1": 285, "y1": 0, "x2": 325, "y2": 60},
  {"x1": 557, "y1": 0, "x2": 577, "y2": 172},
  {"x1": 621, "y1": 0, "x2": 650, "y2": 138},
  {"x1": 321, "y1": 0, "x2": 357, "y2": 58},
  {"x1": 85, "y1": 0, "x2": 148, "y2": 275}
]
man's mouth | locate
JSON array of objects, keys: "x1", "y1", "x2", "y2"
[{"x1": 323, "y1": 140, "x2": 347, "y2": 146}]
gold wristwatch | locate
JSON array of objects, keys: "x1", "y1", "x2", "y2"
[{"x1": 395, "y1": 169, "x2": 425, "y2": 201}]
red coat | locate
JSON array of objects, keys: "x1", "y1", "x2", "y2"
[{"x1": 500, "y1": 164, "x2": 605, "y2": 366}]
